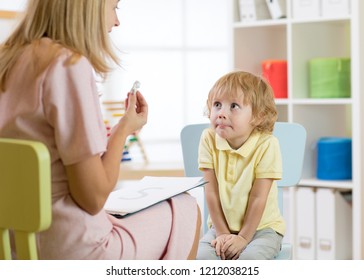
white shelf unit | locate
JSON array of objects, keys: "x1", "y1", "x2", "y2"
[{"x1": 231, "y1": 0, "x2": 364, "y2": 259}]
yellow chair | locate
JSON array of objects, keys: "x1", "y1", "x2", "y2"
[{"x1": 0, "y1": 138, "x2": 52, "y2": 260}]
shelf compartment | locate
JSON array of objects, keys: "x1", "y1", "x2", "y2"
[
  {"x1": 292, "y1": 104, "x2": 352, "y2": 180},
  {"x1": 233, "y1": 24, "x2": 287, "y2": 75},
  {"x1": 291, "y1": 20, "x2": 351, "y2": 99}
]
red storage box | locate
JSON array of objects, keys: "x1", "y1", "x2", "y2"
[{"x1": 262, "y1": 60, "x2": 288, "y2": 99}]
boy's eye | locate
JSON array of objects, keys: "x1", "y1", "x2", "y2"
[
  {"x1": 213, "y1": 102, "x2": 221, "y2": 108},
  {"x1": 231, "y1": 103, "x2": 240, "y2": 109}
]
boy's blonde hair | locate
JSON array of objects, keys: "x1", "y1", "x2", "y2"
[
  {"x1": 0, "y1": 0, "x2": 119, "y2": 92},
  {"x1": 206, "y1": 71, "x2": 278, "y2": 133}
]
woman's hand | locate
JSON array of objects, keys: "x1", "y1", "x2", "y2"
[{"x1": 118, "y1": 90, "x2": 148, "y2": 135}]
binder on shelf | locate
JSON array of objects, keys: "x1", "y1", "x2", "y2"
[
  {"x1": 238, "y1": 0, "x2": 256, "y2": 22},
  {"x1": 238, "y1": 0, "x2": 271, "y2": 22},
  {"x1": 295, "y1": 187, "x2": 316, "y2": 259},
  {"x1": 315, "y1": 188, "x2": 352, "y2": 259},
  {"x1": 265, "y1": 0, "x2": 284, "y2": 19}
]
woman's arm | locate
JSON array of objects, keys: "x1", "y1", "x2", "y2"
[{"x1": 66, "y1": 91, "x2": 148, "y2": 215}]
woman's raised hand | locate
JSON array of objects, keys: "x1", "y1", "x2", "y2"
[{"x1": 119, "y1": 90, "x2": 148, "y2": 135}]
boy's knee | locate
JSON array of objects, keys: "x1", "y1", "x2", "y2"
[
  {"x1": 238, "y1": 245, "x2": 277, "y2": 260},
  {"x1": 196, "y1": 244, "x2": 220, "y2": 260},
  {"x1": 196, "y1": 250, "x2": 220, "y2": 260}
]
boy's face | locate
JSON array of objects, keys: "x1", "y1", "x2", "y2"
[{"x1": 210, "y1": 93, "x2": 255, "y2": 149}]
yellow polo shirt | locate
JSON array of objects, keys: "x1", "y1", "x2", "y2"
[{"x1": 198, "y1": 128, "x2": 285, "y2": 235}]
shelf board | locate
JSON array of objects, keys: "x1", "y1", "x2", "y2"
[
  {"x1": 275, "y1": 98, "x2": 289, "y2": 105},
  {"x1": 275, "y1": 98, "x2": 352, "y2": 106},
  {"x1": 233, "y1": 19, "x2": 288, "y2": 28},
  {"x1": 275, "y1": 98, "x2": 352, "y2": 105},
  {"x1": 233, "y1": 16, "x2": 350, "y2": 29},
  {"x1": 291, "y1": 16, "x2": 351, "y2": 25},
  {"x1": 292, "y1": 98, "x2": 352, "y2": 105},
  {"x1": 299, "y1": 178, "x2": 352, "y2": 190}
]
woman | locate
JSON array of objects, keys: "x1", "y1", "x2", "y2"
[{"x1": 0, "y1": 0, "x2": 200, "y2": 260}]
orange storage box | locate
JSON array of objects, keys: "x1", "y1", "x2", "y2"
[{"x1": 262, "y1": 60, "x2": 288, "y2": 99}]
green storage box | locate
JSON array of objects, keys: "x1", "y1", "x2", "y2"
[{"x1": 309, "y1": 57, "x2": 351, "y2": 98}]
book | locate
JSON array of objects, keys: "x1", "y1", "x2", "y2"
[{"x1": 104, "y1": 176, "x2": 206, "y2": 217}]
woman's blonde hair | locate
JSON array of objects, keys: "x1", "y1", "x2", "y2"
[
  {"x1": 205, "y1": 71, "x2": 278, "y2": 133},
  {"x1": 0, "y1": 0, "x2": 119, "y2": 92}
]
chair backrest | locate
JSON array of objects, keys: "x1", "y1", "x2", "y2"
[
  {"x1": 0, "y1": 138, "x2": 52, "y2": 260},
  {"x1": 180, "y1": 122, "x2": 306, "y2": 231}
]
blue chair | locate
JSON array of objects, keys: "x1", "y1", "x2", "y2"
[{"x1": 180, "y1": 122, "x2": 306, "y2": 260}]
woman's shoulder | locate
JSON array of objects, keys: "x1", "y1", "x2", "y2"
[{"x1": 31, "y1": 38, "x2": 92, "y2": 71}]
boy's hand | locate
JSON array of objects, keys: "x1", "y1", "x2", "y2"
[
  {"x1": 221, "y1": 234, "x2": 248, "y2": 260},
  {"x1": 211, "y1": 234, "x2": 229, "y2": 260}
]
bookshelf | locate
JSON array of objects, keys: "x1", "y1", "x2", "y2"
[{"x1": 232, "y1": 0, "x2": 364, "y2": 259}]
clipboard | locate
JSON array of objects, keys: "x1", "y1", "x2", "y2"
[{"x1": 104, "y1": 176, "x2": 206, "y2": 217}]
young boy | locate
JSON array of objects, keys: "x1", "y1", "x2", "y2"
[{"x1": 197, "y1": 70, "x2": 284, "y2": 260}]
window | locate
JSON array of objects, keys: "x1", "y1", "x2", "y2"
[
  {"x1": 0, "y1": 0, "x2": 27, "y2": 42},
  {"x1": 0, "y1": 0, "x2": 27, "y2": 11},
  {"x1": 101, "y1": 0, "x2": 231, "y2": 162}
]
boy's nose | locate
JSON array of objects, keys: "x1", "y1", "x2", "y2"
[{"x1": 218, "y1": 110, "x2": 226, "y2": 119}]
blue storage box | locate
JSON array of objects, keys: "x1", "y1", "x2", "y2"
[{"x1": 317, "y1": 137, "x2": 352, "y2": 180}]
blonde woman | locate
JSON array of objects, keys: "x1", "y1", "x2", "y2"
[
  {"x1": 197, "y1": 71, "x2": 284, "y2": 260},
  {"x1": 0, "y1": 0, "x2": 200, "y2": 260}
]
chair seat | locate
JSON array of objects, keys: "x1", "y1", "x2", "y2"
[{"x1": 274, "y1": 243, "x2": 292, "y2": 260}]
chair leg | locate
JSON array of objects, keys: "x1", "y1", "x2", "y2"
[
  {"x1": 14, "y1": 231, "x2": 38, "y2": 260},
  {"x1": 0, "y1": 229, "x2": 12, "y2": 260}
]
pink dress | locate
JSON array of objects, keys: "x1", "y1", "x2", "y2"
[{"x1": 0, "y1": 38, "x2": 198, "y2": 260}]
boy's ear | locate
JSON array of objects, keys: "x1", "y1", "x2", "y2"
[{"x1": 203, "y1": 106, "x2": 210, "y2": 118}]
